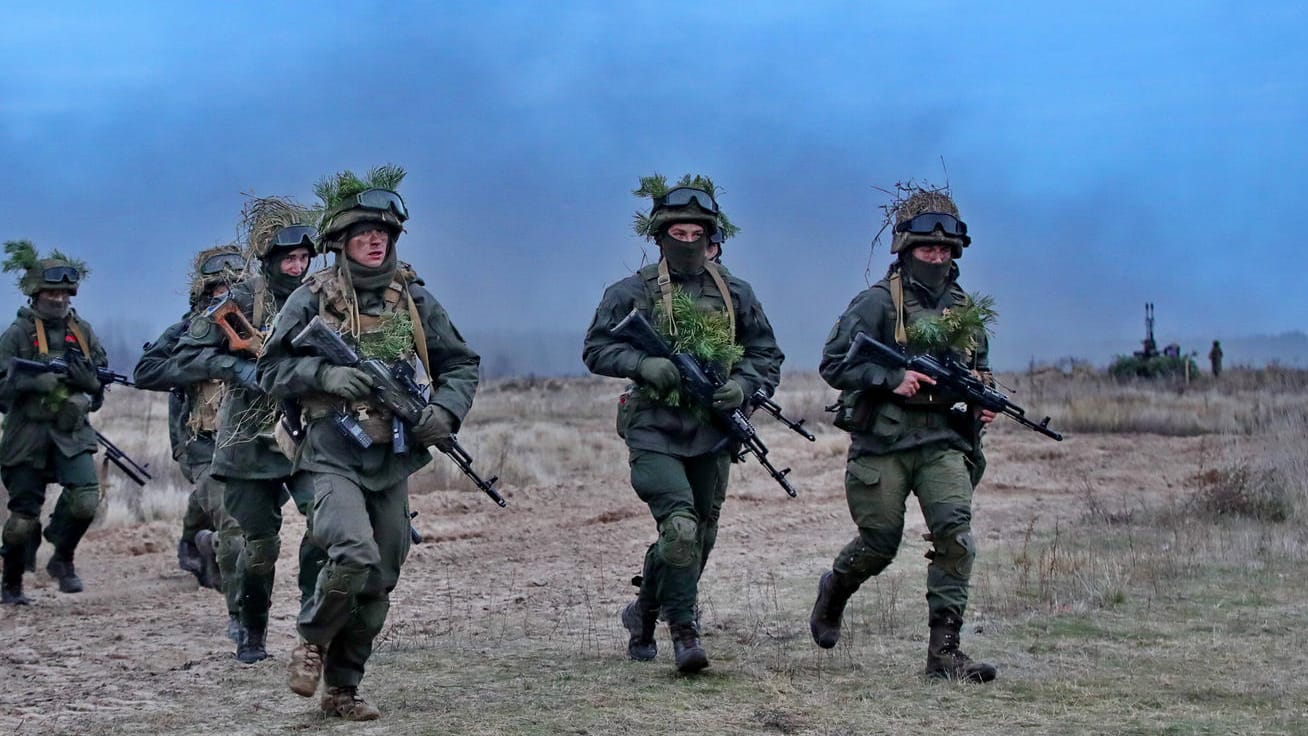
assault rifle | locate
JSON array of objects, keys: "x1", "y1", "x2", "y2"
[
  {"x1": 842, "y1": 332, "x2": 1063, "y2": 441},
  {"x1": 610, "y1": 308, "x2": 798, "y2": 498},
  {"x1": 96, "y1": 430, "x2": 152, "y2": 486},
  {"x1": 749, "y1": 388, "x2": 816, "y2": 442},
  {"x1": 9, "y1": 355, "x2": 134, "y2": 389},
  {"x1": 205, "y1": 292, "x2": 263, "y2": 356},
  {"x1": 290, "y1": 316, "x2": 507, "y2": 508}
]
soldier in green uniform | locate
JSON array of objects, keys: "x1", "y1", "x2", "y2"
[
  {"x1": 133, "y1": 244, "x2": 247, "y2": 639},
  {"x1": 172, "y1": 200, "x2": 325, "y2": 663},
  {"x1": 261, "y1": 166, "x2": 480, "y2": 720},
  {"x1": 0, "y1": 241, "x2": 108, "y2": 604},
  {"x1": 583, "y1": 183, "x2": 784, "y2": 673},
  {"x1": 808, "y1": 190, "x2": 998, "y2": 682}
]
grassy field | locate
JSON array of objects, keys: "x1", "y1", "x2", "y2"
[{"x1": 2, "y1": 369, "x2": 1306, "y2": 735}]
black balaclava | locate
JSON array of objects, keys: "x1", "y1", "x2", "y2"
[{"x1": 658, "y1": 227, "x2": 709, "y2": 275}]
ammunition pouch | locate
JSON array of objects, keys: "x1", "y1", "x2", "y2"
[
  {"x1": 300, "y1": 394, "x2": 393, "y2": 445},
  {"x1": 830, "y1": 389, "x2": 873, "y2": 433}
]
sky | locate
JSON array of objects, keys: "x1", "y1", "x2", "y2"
[{"x1": 2, "y1": 1, "x2": 1304, "y2": 372}]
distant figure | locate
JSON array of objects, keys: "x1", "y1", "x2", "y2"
[
  {"x1": 1163, "y1": 343, "x2": 1181, "y2": 358},
  {"x1": 1209, "y1": 340, "x2": 1223, "y2": 377}
]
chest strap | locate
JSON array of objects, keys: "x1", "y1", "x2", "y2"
[
  {"x1": 33, "y1": 316, "x2": 90, "y2": 357},
  {"x1": 655, "y1": 260, "x2": 736, "y2": 343}
]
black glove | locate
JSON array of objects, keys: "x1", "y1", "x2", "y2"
[
  {"x1": 320, "y1": 365, "x2": 373, "y2": 400},
  {"x1": 54, "y1": 394, "x2": 92, "y2": 432},
  {"x1": 414, "y1": 404, "x2": 457, "y2": 450},
  {"x1": 64, "y1": 354, "x2": 102, "y2": 393},
  {"x1": 637, "y1": 357, "x2": 680, "y2": 393}
]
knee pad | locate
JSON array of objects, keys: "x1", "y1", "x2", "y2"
[
  {"x1": 67, "y1": 485, "x2": 101, "y2": 520},
  {"x1": 2, "y1": 513, "x2": 40, "y2": 547},
  {"x1": 244, "y1": 535, "x2": 281, "y2": 577},
  {"x1": 657, "y1": 511, "x2": 700, "y2": 569},
  {"x1": 929, "y1": 528, "x2": 976, "y2": 580},
  {"x1": 321, "y1": 561, "x2": 369, "y2": 597},
  {"x1": 837, "y1": 530, "x2": 900, "y2": 580},
  {"x1": 349, "y1": 596, "x2": 391, "y2": 639}
]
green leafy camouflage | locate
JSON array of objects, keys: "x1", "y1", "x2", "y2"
[
  {"x1": 357, "y1": 311, "x2": 415, "y2": 363},
  {"x1": 313, "y1": 164, "x2": 407, "y2": 214},
  {"x1": 639, "y1": 287, "x2": 743, "y2": 411},
  {"x1": 907, "y1": 292, "x2": 997, "y2": 357},
  {"x1": 4, "y1": 240, "x2": 90, "y2": 294},
  {"x1": 631, "y1": 173, "x2": 739, "y2": 241}
]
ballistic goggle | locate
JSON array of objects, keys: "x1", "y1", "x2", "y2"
[
  {"x1": 339, "y1": 188, "x2": 408, "y2": 221},
  {"x1": 42, "y1": 265, "x2": 81, "y2": 283},
  {"x1": 654, "y1": 187, "x2": 719, "y2": 215},
  {"x1": 199, "y1": 252, "x2": 246, "y2": 275},
  {"x1": 895, "y1": 212, "x2": 970, "y2": 243},
  {"x1": 271, "y1": 224, "x2": 318, "y2": 249}
]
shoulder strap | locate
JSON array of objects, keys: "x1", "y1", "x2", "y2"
[
  {"x1": 33, "y1": 317, "x2": 49, "y2": 355},
  {"x1": 66, "y1": 317, "x2": 91, "y2": 355},
  {"x1": 703, "y1": 262, "x2": 736, "y2": 344},
  {"x1": 656, "y1": 260, "x2": 677, "y2": 338},
  {"x1": 404, "y1": 287, "x2": 432, "y2": 380},
  {"x1": 889, "y1": 272, "x2": 908, "y2": 347}
]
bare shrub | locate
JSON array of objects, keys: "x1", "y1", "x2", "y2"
[{"x1": 1190, "y1": 465, "x2": 1292, "y2": 523}]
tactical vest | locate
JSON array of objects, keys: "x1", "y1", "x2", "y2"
[
  {"x1": 187, "y1": 380, "x2": 225, "y2": 434},
  {"x1": 31, "y1": 314, "x2": 91, "y2": 358}
]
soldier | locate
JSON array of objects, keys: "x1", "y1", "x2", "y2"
[
  {"x1": 172, "y1": 200, "x2": 326, "y2": 663},
  {"x1": 583, "y1": 183, "x2": 784, "y2": 673},
  {"x1": 1209, "y1": 340, "x2": 1223, "y2": 378},
  {"x1": 133, "y1": 244, "x2": 247, "y2": 639},
  {"x1": 808, "y1": 190, "x2": 998, "y2": 682},
  {"x1": 0, "y1": 241, "x2": 109, "y2": 603},
  {"x1": 261, "y1": 167, "x2": 480, "y2": 720}
]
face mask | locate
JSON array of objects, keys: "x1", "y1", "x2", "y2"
[
  {"x1": 905, "y1": 256, "x2": 952, "y2": 291},
  {"x1": 658, "y1": 232, "x2": 708, "y2": 275},
  {"x1": 33, "y1": 295, "x2": 70, "y2": 320}
]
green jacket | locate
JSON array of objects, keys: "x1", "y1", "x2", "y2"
[
  {"x1": 174, "y1": 278, "x2": 290, "y2": 481},
  {"x1": 258, "y1": 270, "x2": 481, "y2": 492},
  {"x1": 820, "y1": 264, "x2": 989, "y2": 457},
  {"x1": 0, "y1": 307, "x2": 107, "y2": 467},
  {"x1": 582, "y1": 262, "x2": 784, "y2": 457},
  {"x1": 132, "y1": 314, "x2": 216, "y2": 480}
]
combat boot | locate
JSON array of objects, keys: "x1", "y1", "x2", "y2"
[
  {"x1": 236, "y1": 626, "x2": 268, "y2": 664},
  {"x1": 809, "y1": 570, "x2": 857, "y2": 649},
  {"x1": 621, "y1": 599, "x2": 658, "y2": 661},
  {"x1": 669, "y1": 621, "x2": 708, "y2": 674},
  {"x1": 177, "y1": 537, "x2": 202, "y2": 577},
  {"x1": 288, "y1": 640, "x2": 324, "y2": 697},
  {"x1": 46, "y1": 554, "x2": 83, "y2": 594},
  {"x1": 194, "y1": 530, "x2": 222, "y2": 590},
  {"x1": 320, "y1": 686, "x2": 381, "y2": 721},
  {"x1": 2, "y1": 550, "x2": 30, "y2": 605},
  {"x1": 925, "y1": 614, "x2": 997, "y2": 683},
  {"x1": 226, "y1": 614, "x2": 244, "y2": 644}
]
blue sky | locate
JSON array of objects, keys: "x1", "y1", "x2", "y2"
[{"x1": 2, "y1": 1, "x2": 1304, "y2": 370}]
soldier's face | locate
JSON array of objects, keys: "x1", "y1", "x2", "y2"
[
  {"x1": 209, "y1": 283, "x2": 230, "y2": 299},
  {"x1": 345, "y1": 229, "x2": 389, "y2": 268},
  {"x1": 278, "y1": 247, "x2": 313, "y2": 277},
  {"x1": 666, "y1": 223, "x2": 706, "y2": 242},
  {"x1": 36, "y1": 290, "x2": 71, "y2": 307},
  {"x1": 911, "y1": 243, "x2": 953, "y2": 265}
]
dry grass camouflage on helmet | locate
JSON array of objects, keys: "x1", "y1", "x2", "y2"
[
  {"x1": 189, "y1": 243, "x2": 245, "y2": 304},
  {"x1": 871, "y1": 181, "x2": 968, "y2": 257},
  {"x1": 315, "y1": 164, "x2": 407, "y2": 248},
  {"x1": 631, "y1": 173, "x2": 739, "y2": 241},
  {"x1": 241, "y1": 195, "x2": 319, "y2": 260},
  {"x1": 3, "y1": 239, "x2": 90, "y2": 296}
]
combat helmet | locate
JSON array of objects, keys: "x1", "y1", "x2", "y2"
[
  {"x1": 632, "y1": 174, "x2": 740, "y2": 242},
  {"x1": 242, "y1": 195, "x2": 319, "y2": 262},
  {"x1": 189, "y1": 244, "x2": 245, "y2": 305},
  {"x1": 2, "y1": 240, "x2": 89, "y2": 296},
  {"x1": 890, "y1": 189, "x2": 971, "y2": 258},
  {"x1": 314, "y1": 165, "x2": 408, "y2": 251}
]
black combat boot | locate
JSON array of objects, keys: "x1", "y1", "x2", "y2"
[
  {"x1": 23, "y1": 522, "x2": 41, "y2": 573},
  {"x1": 621, "y1": 599, "x2": 659, "y2": 661},
  {"x1": 669, "y1": 621, "x2": 708, "y2": 673},
  {"x1": 177, "y1": 536, "x2": 203, "y2": 577},
  {"x1": 2, "y1": 547, "x2": 31, "y2": 605},
  {"x1": 809, "y1": 570, "x2": 857, "y2": 648},
  {"x1": 46, "y1": 553, "x2": 84, "y2": 594},
  {"x1": 236, "y1": 626, "x2": 269, "y2": 664},
  {"x1": 194, "y1": 530, "x2": 222, "y2": 590},
  {"x1": 925, "y1": 614, "x2": 996, "y2": 683}
]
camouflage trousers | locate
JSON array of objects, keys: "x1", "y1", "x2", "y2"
[
  {"x1": 832, "y1": 443, "x2": 976, "y2": 621},
  {"x1": 179, "y1": 460, "x2": 244, "y2": 616},
  {"x1": 298, "y1": 472, "x2": 411, "y2": 689},
  {"x1": 2, "y1": 449, "x2": 100, "y2": 559},
  {"x1": 224, "y1": 474, "x2": 326, "y2": 631},
  {"x1": 628, "y1": 448, "x2": 730, "y2": 625}
]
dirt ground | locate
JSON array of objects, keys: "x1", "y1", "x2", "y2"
[{"x1": 0, "y1": 387, "x2": 1212, "y2": 735}]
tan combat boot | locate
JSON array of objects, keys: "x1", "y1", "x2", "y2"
[
  {"x1": 288, "y1": 640, "x2": 323, "y2": 697},
  {"x1": 925, "y1": 614, "x2": 997, "y2": 683},
  {"x1": 320, "y1": 686, "x2": 381, "y2": 721}
]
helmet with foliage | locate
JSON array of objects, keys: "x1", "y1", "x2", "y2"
[
  {"x1": 632, "y1": 173, "x2": 739, "y2": 242},
  {"x1": 314, "y1": 164, "x2": 408, "y2": 251},
  {"x1": 189, "y1": 244, "x2": 245, "y2": 305},
  {"x1": 3, "y1": 240, "x2": 89, "y2": 296},
  {"x1": 889, "y1": 188, "x2": 970, "y2": 258},
  {"x1": 242, "y1": 195, "x2": 319, "y2": 262}
]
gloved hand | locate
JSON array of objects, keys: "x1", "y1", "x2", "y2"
[
  {"x1": 54, "y1": 394, "x2": 92, "y2": 432},
  {"x1": 711, "y1": 379, "x2": 745, "y2": 411},
  {"x1": 16, "y1": 372, "x2": 61, "y2": 395},
  {"x1": 414, "y1": 404, "x2": 457, "y2": 450},
  {"x1": 64, "y1": 354, "x2": 102, "y2": 393},
  {"x1": 230, "y1": 359, "x2": 261, "y2": 393},
  {"x1": 637, "y1": 357, "x2": 680, "y2": 393},
  {"x1": 320, "y1": 365, "x2": 373, "y2": 400}
]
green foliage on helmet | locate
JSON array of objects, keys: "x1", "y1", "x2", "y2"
[
  {"x1": 631, "y1": 173, "x2": 739, "y2": 241},
  {"x1": 314, "y1": 164, "x2": 408, "y2": 249},
  {"x1": 3, "y1": 239, "x2": 90, "y2": 296}
]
